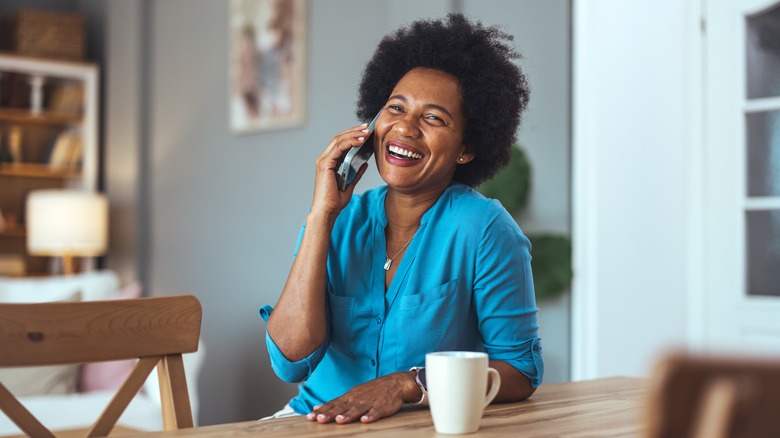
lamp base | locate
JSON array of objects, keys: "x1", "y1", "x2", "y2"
[{"x1": 62, "y1": 254, "x2": 75, "y2": 276}]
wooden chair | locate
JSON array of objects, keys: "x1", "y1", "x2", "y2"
[
  {"x1": 645, "y1": 351, "x2": 780, "y2": 438},
  {"x1": 0, "y1": 295, "x2": 202, "y2": 437}
]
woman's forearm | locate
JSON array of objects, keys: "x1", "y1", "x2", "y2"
[{"x1": 267, "y1": 210, "x2": 335, "y2": 361}]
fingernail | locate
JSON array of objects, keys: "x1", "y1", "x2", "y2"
[
  {"x1": 307, "y1": 413, "x2": 316, "y2": 420},
  {"x1": 318, "y1": 414, "x2": 327, "y2": 420},
  {"x1": 361, "y1": 415, "x2": 369, "y2": 422},
  {"x1": 361, "y1": 122, "x2": 368, "y2": 126},
  {"x1": 313, "y1": 405, "x2": 321, "y2": 410},
  {"x1": 362, "y1": 129, "x2": 369, "y2": 133},
  {"x1": 336, "y1": 415, "x2": 345, "y2": 421},
  {"x1": 357, "y1": 137, "x2": 365, "y2": 141}
]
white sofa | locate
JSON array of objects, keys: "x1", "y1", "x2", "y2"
[{"x1": 0, "y1": 271, "x2": 204, "y2": 435}]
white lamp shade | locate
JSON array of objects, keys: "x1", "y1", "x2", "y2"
[{"x1": 26, "y1": 190, "x2": 108, "y2": 256}]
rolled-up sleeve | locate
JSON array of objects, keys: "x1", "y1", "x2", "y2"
[
  {"x1": 473, "y1": 209, "x2": 544, "y2": 387},
  {"x1": 259, "y1": 305, "x2": 330, "y2": 383}
]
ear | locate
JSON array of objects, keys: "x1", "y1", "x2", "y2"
[{"x1": 457, "y1": 150, "x2": 476, "y2": 164}]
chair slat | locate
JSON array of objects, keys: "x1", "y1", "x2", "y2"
[
  {"x1": 0, "y1": 295, "x2": 201, "y2": 366},
  {"x1": 87, "y1": 356, "x2": 160, "y2": 437},
  {"x1": 157, "y1": 354, "x2": 194, "y2": 430},
  {"x1": 0, "y1": 381, "x2": 55, "y2": 438}
]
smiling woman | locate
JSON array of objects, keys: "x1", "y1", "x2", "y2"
[{"x1": 260, "y1": 13, "x2": 542, "y2": 425}]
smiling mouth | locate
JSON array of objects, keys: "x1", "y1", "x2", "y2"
[{"x1": 387, "y1": 145, "x2": 423, "y2": 160}]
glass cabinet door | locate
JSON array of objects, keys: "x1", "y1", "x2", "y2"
[{"x1": 745, "y1": 4, "x2": 780, "y2": 297}]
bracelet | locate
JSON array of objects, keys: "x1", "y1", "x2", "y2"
[{"x1": 409, "y1": 366, "x2": 427, "y2": 405}]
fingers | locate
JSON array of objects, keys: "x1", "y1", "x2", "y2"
[
  {"x1": 306, "y1": 402, "x2": 350, "y2": 424},
  {"x1": 305, "y1": 395, "x2": 396, "y2": 425},
  {"x1": 359, "y1": 407, "x2": 384, "y2": 423},
  {"x1": 334, "y1": 406, "x2": 368, "y2": 424},
  {"x1": 306, "y1": 400, "x2": 373, "y2": 425},
  {"x1": 321, "y1": 123, "x2": 370, "y2": 159}
]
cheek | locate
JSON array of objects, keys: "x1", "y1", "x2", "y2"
[
  {"x1": 432, "y1": 133, "x2": 464, "y2": 158},
  {"x1": 374, "y1": 122, "x2": 393, "y2": 145}
]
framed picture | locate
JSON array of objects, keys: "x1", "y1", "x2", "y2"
[{"x1": 229, "y1": 0, "x2": 307, "y2": 134}]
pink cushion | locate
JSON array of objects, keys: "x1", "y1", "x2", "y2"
[{"x1": 78, "y1": 282, "x2": 143, "y2": 393}]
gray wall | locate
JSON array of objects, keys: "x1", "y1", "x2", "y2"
[{"x1": 99, "y1": 0, "x2": 570, "y2": 426}]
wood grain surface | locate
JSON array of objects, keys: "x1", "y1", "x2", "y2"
[
  {"x1": 0, "y1": 295, "x2": 201, "y2": 366},
  {"x1": 120, "y1": 377, "x2": 646, "y2": 438}
]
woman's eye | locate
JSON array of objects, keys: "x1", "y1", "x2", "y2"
[
  {"x1": 425, "y1": 114, "x2": 445, "y2": 125},
  {"x1": 387, "y1": 104, "x2": 404, "y2": 113}
]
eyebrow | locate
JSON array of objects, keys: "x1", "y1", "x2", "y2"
[{"x1": 387, "y1": 94, "x2": 455, "y2": 119}]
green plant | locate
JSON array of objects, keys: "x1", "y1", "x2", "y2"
[
  {"x1": 477, "y1": 146, "x2": 572, "y2": 301},
  {"x1": 478, "y1": 147, "x2": 531, "y2": 215}
]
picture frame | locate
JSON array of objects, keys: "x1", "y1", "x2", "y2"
[{"x1": 229, "y1": 0, "x2": 307, "y2": 134}]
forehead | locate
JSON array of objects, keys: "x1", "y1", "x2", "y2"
[{"x1": 390, "y1": 67, "x2": 463, "y2": 110}]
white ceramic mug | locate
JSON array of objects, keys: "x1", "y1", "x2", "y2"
[{"x1": 425, "y1": 351, "x2": 501, "y2": 434}]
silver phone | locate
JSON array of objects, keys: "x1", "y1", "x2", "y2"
[{"x1": 336, "y1": 110, "x2": 382, "y2": 191}]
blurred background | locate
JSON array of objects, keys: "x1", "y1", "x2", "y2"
[{"x1": 1, "y1": 0, "x2": 778, "y2": 428}]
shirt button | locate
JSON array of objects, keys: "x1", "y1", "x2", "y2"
[
  {"x1": 370, "y1": 359, "x2": 376, "y2": 366},
  {"x1": 375, "y1": 317, "x2": 382, "y2": 324}
]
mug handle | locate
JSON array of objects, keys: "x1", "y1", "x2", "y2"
[{"x1": 483, "y1": 367, "x2": 501, "y2": 408}]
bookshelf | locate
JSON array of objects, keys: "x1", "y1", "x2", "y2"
[{"x1": 0, "y1": 53, "x2": 99, "y2": 276}]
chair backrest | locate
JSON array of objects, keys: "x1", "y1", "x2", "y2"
[
  {"x1": 0, "y1": 294, "x2": 202, "y2": 437},
  {"x1": 644, "y1": 351, "x2": 780, "y2": 438}
]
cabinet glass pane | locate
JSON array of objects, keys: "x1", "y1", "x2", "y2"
[
  {"x1": 746, "y1": 110, "x2": 780, "y2": 197},
  {"x1": 746, "y1": 210, "x2": 780, "y2": 297},
  {"x1": 746, "y1": 4, "x2": 780, "y2": 99}
]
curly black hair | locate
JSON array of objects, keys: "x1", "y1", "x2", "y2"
[{"x1": 356, "y1": 13, "x2": 529, "y2": 187}]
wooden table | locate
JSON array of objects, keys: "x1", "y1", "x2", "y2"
[{"x1": 127, "y1": 377, "x2": 647, "y2": 437}]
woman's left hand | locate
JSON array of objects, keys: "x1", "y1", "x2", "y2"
[{"x1": 306, "y1": 371, "x2": 419, "y2": 424}]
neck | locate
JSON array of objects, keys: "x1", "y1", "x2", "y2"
[{"x1": 384, "y1": 185, "x2": 447, "y2": 231}]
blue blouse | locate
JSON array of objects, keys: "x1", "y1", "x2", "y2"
[{"x1": 260, "y1": 182, "x2": 543, "y2": 414}]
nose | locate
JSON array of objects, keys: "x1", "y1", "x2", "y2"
[{"x1": 392, "y1": 115, "x2": 422, "y2": 139}]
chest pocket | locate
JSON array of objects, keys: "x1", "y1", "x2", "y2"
[
  {"x1": 393, "y1": 278, "x2": 464, "y2": 370},
  {"x1": 327, "y1": 292, "x2": 355, "y2": 357}
]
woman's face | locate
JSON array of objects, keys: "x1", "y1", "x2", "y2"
[{"x1": 373, "y1": 67, "x2": 473, "y2": 195}]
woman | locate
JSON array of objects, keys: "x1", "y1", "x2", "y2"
[{"x1": 260, "y1": 13, "x2": 543, "y2": 424}]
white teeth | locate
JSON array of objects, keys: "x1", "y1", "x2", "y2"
[{"x1": 388, "y1": 145, "x2": 423, "y2": 160}]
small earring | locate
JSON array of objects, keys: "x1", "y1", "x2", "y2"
[{"x1": 458, "y1": 157, "x2": 464, "y2": 163}]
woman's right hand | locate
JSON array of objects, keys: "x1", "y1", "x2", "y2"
[{"x1": 311, "y1": 124, "x2": 372, "y2": 221}]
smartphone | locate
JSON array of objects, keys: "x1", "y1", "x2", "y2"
[{"x1": 336, "y1": 109, "x2": 382, "y2": 191}]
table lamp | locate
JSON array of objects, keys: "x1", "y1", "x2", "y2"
[{"x1": 26, "y1": 190, "x2": 108, "y2": 275}]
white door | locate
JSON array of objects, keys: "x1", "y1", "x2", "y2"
[{"x1": 705, "y1": 0, "x2": 780, "y2": 353}]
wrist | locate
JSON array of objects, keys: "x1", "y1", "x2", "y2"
[
  {"x1": 408, "y1": 367, "x2": 427, "y2": 405},
  {"x1": 305, "y1": 210, "x2": 337, "y2": 229},
  {"x1": 394, "y1": 370, "x2": 418, "y2": 404}
]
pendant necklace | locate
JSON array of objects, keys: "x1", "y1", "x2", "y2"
[{"x1": 384, "y1": 234, "x2": 415, "y2": 271}]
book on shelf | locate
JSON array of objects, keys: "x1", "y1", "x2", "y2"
[
  {"x1": 66, "y1": 135, "x2": 83, "y2": 168},
  {"x1": 7, "y1": 126, "x2": 22, "y2": 162},
  {"x1": 48, "y1": 129, "x2": 82, "y2": 171},
  {"x1": 0, "y1": 72, "x2": 31, "y2": 108},
  {"x1": 48, "y1": 82, "x2": 84, "y2": 115}
]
